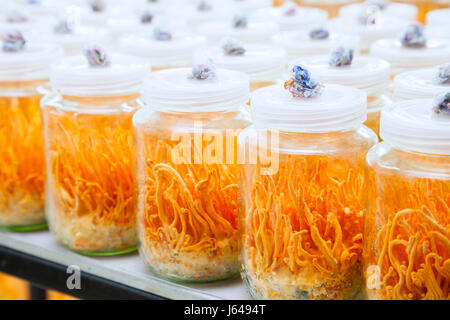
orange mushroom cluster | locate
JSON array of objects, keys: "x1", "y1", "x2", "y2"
[
  {"x1": 0, "y1": 95, "x2": 45, "y2": 229},
  {"x1": 241, "y1": 153, "x2": 367, "y2": 299},
  {"x1": 364, "y1": 169, "x2": 450, "y2": 300},
  {"x1": 137, "y1": 132, "x2": 240, "y2": 281},
  {"x1": 42, "y1": 106, "x2": 137, "y2": 254}
]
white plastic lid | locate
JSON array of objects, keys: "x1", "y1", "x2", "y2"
[
  {"x1": 50, "y1": 53, "x2": 150, "y2": 96},
  {"x1": 253, "y1": 6, "x2": 328, "y2": 31},
  {"x1": 0, "y1": 12, "x2": 55, "y2": 33},
  {"x1": 371, "y1": 38, "x2": 450, "y2": 74},
  {"x1": 229, "y1": 0, "x2": 272, "y2": 12},
  {"x1": 196, "y1": 44, "x2": 286, "y2": 82},
  {"x1": 250, "y1": 84, "x2": 367, "y2": 132},
  {"x1": 79, "y1": 4, "x2": 134, "y2": 26},
  {"x1": 196, "y1": 20, "x2": 279, "y2": 44},
  {"x1": 328, "y1": 17, "x2": 408, "y2": 51},
  {"x1": 26, "y1": 25, "x2": 111, "y2": 56},
  {"x1": 106, "y1": 14, "x2": 187, "y2": 39},
  {"x1": 425, "y1": 25, "x2": 450, "y2": 40},
  {"x1": 380, "y1": 99, "x2": 450, "y2": 155},
  {"x1": 426, "y1": 8, "x2": 450, "y2": 27},
  {"x1": 272, "y1": 30, "x2": 360, "y2": 60},
  {"x1": 142, "y1": 67, "x2": 250, "y2": 113},
  {"x1": 293, "y1": 55, "x2": 390, "y2": 95},
  {"x1": 172, "y1": 3, "x2": 235, "y2": 27},
  {"x1": 339, "y1": 2, "x2": 417, "y2": 22},
  {"x1": 118, "y1": 32, "x2": 206, "y2": 68},
  {"x1": 394, "y1": 68, "x2": 450, "y2": 100},
  {"x1": 0, "y1": 41, "x2": 63, "y2": 81}
]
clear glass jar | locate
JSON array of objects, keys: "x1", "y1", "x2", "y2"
[
  {"x1": 135, "y1": 67, "x2": 251, "y2": 282},
  {"x1": 0, "y1": 80, "x2": 47, "y2": 231},
  {"x1": 364, "y1": 99, "x2": 450, "y2": 300},
  {"x1": 240, "y1": 78, "x2": 378, "y2": 299},
  {"x1": 42, "y1": 52, "x2": 149, "y2": 255},
  {"x1": 0, "y1": 40, "x2": 61, "y2": 231}
]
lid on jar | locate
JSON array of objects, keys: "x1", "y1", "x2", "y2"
[
  {"x1": 195, "y1": 40, "x2": 286, "y2": 82},
  {"x1": 339, "y1": 2, "x2": 417, "y2": 22},
  {"x1": 328, "y1": 17, "x2": 408, "y2": 51},
  {"x1": 231, "y1": 0, "x2": 272, "y2": 12},
  {"x1": 50, "y1": 45, "x2": 150, "y2": 97},
  {"x1": 0, "y1": 10, "x2": 55, "y2": 33},
  {"x1": 371, "y1": 37, "x2": 450, "y2": 72},
  {"x1": 380, "y1": 95, "x2": 450, "y2": 155},
  {"x1": 118, "y1": 31, "x2": 206, "y2": 68},
  {"x1": 107, "y1": 13, "x2": 187, "y2": 39},
  {"x1": 250, "y1": 65, "x2": 367, "y2": 132},
  {"x1": 294, "y1": 55, "x2": 390, "y2": 95},
  {"x1": 142, "y1": 64, "x2": 250, "y2": 113},
  {"x1": 172, "y1": 1, "x2": 234, "y2": 26},
  {"x1": 0, "y1": 31, "x2": 63, "y2": 81},
  {"x1": 272, "y1": 29, "x2": 360, "y2": 59},
  {"x1": 79, "y1": 1, "x2": 134, "y2": 26},
  {"x1": 27, "y1": 24, "x2": 111, "y2": 56},
  {"x1": 425, "y1": 25, "x2": 450, "y2": 41},
  {"x1": 196, "y1": 18, "x2": 279, "y2": 44},
  {"x1": 426, "y1": 8, "x2": 450, "y2": 27},
  {"x1": 253, "y1": 4, "x2": 328, "y2": 31},
  {"x1": 394, "y1": 66, "x2": 450, "y2": 100}
]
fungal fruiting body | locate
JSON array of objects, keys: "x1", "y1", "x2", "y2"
[
  {"x1": 0, "y1": 93, "x2": 45, "y2": 228},
  {"x1": 364, "y1": 163, "x2": 450, "y2": 300},
  {"x1": 241, "y1": 150, "x2": 368, "y2": 299},
  {"x1": 42, "y1": 104, "x2": 137, "y2": 254},
  {"x1": 136, "y1": 127, "x2": 243, "y2": 281}
]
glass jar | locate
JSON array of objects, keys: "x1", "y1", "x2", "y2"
[
  {"x1": 134, "y1": 66, "x2": 251, "y2": 282},
  {"x1": 393, "y1": 66, "x2": 450, "y2": 101},
  {"x1": 42, "y1": 52, "x2": 150, "y2": 255},
  {"x1": 295, "y1": 55, "x2": 392, "y2": 138},
  {"x1": 298, "y1": 0, "x2": 361, "y2": 18},
  {"x1": 118, "y1": 31, "x2": 206, "y2": 71},
  {"x1": 0, "y1": 39, "x2": 61, "y2": 231},
  {"x1": 364, "y1": 98, "x2": 450, "y2": 300},
  {"x1": 195, "y1": 43, "x2": 286, "y2": 91},
  {"x1": 240, "y1": 73, "x2": 378, "y2": 299}
]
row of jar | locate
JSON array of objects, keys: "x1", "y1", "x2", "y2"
[
  {"x1": 5, "y1": 1, "x2": 450, "y2": 57},
  {"x1": 1, "y1": 41, "x2": 449, "y2": 299}
]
